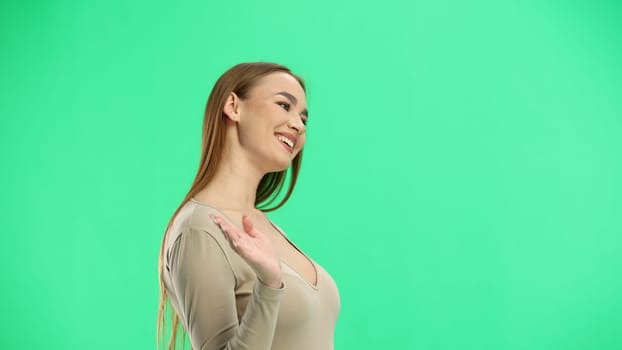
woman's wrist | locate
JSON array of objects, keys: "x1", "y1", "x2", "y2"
[{"x1": 258, "y1": 275, "x2": 283, "y2": 289}]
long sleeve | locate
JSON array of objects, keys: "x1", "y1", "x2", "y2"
[{"x1": 167, "y1": 227, "x2": 285, "y2": 350}]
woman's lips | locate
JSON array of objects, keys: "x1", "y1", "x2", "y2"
[
  {"x1": 275, "y1": 136, "x2": 293, "y2": 152},
  {"x1": 280, "y1": 142, "x2": 293, "y2": 153},
  {"x1": 274, "y1": 132, "x2": 296, "y2": 153}
]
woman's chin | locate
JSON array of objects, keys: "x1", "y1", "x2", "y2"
[
  {"x1": 265, "y1": 158, "x2": 293, "y2": 173},
  {"x1": 271, "y1": 163, "x2": 292, "y2": 173}
]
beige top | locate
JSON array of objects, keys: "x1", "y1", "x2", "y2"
[{"x1": 162, "y1": 199, "x2": 341, "y2": 350}]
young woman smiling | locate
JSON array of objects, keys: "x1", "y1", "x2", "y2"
[{"x1": 157, "y1": 62, "x2": 340, "y2": 350}]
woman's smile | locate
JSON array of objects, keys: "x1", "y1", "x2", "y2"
[{"x1": 274, "y1": 131, "x2": 296, "y2": 153}]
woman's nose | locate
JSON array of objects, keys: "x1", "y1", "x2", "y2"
[{"x1": 289, "y1": 117, "x2": 306, "y2": 134}]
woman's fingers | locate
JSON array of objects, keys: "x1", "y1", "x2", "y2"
[
  {"x1": 210, "y1": 213, "x2": 259, "y2": 245},
  {"x1": 210, "y1": 214, "x2": 240, "y2": 242},
  {"x1": 209, "y1": 213, "x2": 280, "y2": 285}
]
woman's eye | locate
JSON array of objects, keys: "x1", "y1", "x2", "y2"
[{"x1": 277, "y1": 102, "x2": 290, "y2": 111}]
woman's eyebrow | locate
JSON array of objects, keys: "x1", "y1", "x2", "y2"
[
  {"x1": 275, "y1": 91, "x2": 298, "y2": 105},
  {"x1": 275, "y1": 91, "x2": 308, "y2": 118}
]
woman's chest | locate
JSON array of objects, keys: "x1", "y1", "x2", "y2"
[
  {"x1": 234, "y1": 257, "x2": 341, "y2": 333},
  {"x1": 255, "y1": 221, "x2": 318, "y2": 287}
]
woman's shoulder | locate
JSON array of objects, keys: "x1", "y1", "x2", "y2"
[
  {"x1": 165, "y1": 200, "x2": 227, "y2": 254},
  {"x1": 163, "y1": 200, "x2": 255, "y2": 286}
]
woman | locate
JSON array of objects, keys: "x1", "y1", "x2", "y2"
[{"x1": 157, "y1": 62, "x2": 341, "y2": 350}]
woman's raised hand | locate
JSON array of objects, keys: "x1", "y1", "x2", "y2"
[{"x1": 210, "y1": 213, "x2": 283, "y2": 289}]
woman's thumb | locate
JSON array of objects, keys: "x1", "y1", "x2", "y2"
[{"x1": 242, "y1": 215, "x2": 257, "y2": 237}]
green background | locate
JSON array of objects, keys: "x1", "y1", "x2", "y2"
[{"x1": 1, "y1": 0, "x2": 621, "y2": 349}]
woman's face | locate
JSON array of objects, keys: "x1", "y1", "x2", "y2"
[{"x1": 234, "y1": 72, "x2": 308, "y2": 172}]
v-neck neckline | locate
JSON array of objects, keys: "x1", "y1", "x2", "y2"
[
  {"x1": 189, "y1": 198, "x2": 320, "y2": 290},
  {"x1": 269, "y1": 220, "x2": 320, "y2": 290}
]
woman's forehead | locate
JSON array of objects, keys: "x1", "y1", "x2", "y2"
[{"x1": 252, "y1": 72, "x2": 305, "y2": 100}]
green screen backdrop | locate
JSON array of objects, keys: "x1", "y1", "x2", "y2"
[{"x1": 1, "y1": 0, "x2": 621, "y2": 349}]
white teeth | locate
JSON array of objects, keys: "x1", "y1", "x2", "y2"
[{"x1": 276, "y1": 135, "x2": 294, "y2": 148}]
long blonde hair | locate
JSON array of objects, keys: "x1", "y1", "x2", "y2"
[{"x1": 156, "y1": 62, "x2": 306, "y2": 349}]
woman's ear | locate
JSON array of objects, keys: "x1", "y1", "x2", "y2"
[{"x1": 223, "y1": 92, "x2": 241, "y2": 122}]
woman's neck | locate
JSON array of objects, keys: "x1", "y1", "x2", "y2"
[{"x1": 193, "y1": 156, "x2": 264, "y2": 213}]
